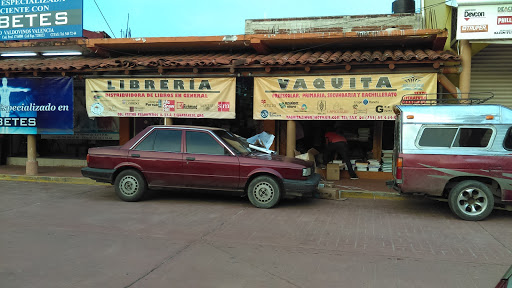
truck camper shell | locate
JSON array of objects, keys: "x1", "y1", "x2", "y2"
[{"x1": 391, "y1": 97, "x2": 512, "y2": 221}]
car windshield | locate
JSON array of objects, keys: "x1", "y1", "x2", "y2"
[{"x1": 213, "y1": 130, "x2": 252, "y2": 155}]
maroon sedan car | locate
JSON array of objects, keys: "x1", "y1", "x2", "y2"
[
  {"x1": 81, "y1": 125, "x2": 320, "y2": 208},
  {"x1": 496, "y1": 265, "x2": 512, "y2": 288}
]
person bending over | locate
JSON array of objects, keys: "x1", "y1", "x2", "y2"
[{"x1": 323, "y1": 130, "x2": 358, "y2": 180}]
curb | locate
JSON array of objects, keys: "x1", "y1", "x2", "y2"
[
  {"x1": 316, "y1": 185, "x2": 403, "y2": 201},
  {"x1": 314, "y1": 190, "x2": 403, "y2": 201},
  {"x1": 339, "y1": 190, "x2": 404, "y2": 200},
  {"x1": 0, "y1": 174, "x2": 109, "y2": 186},
  {"x1": 0, "y1": 174, "x2": 402, "y2": 200}
]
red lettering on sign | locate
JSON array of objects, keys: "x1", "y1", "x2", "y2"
[
  {"x1": 163, "y1": 100, "x2": 175, "y2": 111},
  {"x1": 218, "y1": 102, "x2": 230, "y2": 112}
]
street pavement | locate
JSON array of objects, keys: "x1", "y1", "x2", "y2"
[{"x1": 1, "y1": 180, "x2": 511, "y2": 288}]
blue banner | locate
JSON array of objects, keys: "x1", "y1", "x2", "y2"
[
  {"x1": 0, "y1": 0, "x2": 83, "y2": 41},
  {"x1": 0, "y1": 77, "x2": 74, "y2": 134}
]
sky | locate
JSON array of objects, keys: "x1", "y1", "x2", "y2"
[{"x1": 83, "y1": 0, "x2": 422, "y2": 38}]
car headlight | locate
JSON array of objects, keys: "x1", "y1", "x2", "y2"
[{"x1": 302, "y1": 167, "x2": 312, "y2": 177}]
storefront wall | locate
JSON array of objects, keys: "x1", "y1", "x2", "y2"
[
  {"x1": 471, "y1": 44, "x2": 512, "y2": 109},
  {"x1": 1, "y1": 68, "x2": 441, "y2": 168},
  {"x1": 253, "y1": 73, "x2": 438, "y2": 163}
]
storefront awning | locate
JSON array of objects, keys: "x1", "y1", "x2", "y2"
[{"x1": 0, "y1": 49, "x2": 459, "y2": 75}]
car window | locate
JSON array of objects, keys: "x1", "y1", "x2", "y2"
[
  {"x1": 133, "y1": 130, "x2": 157, "y2": 151},
  {"x1": 134, "y1": 129, "x2": 181, "y2": 152},
  {"x1": 186, "y1": 131, "x2": 229, "y2": 155},
  {"x1": 505, "y1": 127, "x2": 512, "y2": 150},
  {"x1": 418, "y1": 127, "x2": 458, "y2": 147},
  {"x1": 213, "y1": 130, "x2": 251, "y2": 155},
  {"x1": 453, "y1": 128, "x2": 492, "y2": 148},
  {"x1": 154, "y1": 130, "x2": 182, "y2": 152}
]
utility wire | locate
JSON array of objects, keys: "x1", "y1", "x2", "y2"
[
  {"x1": 90, "y1": 0, "x2": 452, "y2": 56},
  {"x1": 94, "y1": 0, "x2": 117, "y2": 38}
]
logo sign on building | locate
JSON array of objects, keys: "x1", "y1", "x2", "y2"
[
  {"x1": 86, "y1": 77, "x2": 236, "y2": 119},
  {"x1": 0, "y1": 77, "x2": 74, "y2": 134},
  {"x1": 0, "y1": 0, "x2": 83, "y2": 41},
  {"x1": 457, "y1": 2, "x2": 512, "y2": 40},
  {"x1": 254, "y1": 74, "x2": 437, "y2": 120}
]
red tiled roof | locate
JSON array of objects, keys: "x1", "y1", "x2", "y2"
[{"x1": 0, "y1": 49, "x2": 459, "y2": 72}]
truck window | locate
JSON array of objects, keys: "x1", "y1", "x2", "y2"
[
  {"x1": 418, "y1": 127, "x2": 457, "y2": 147},
  {"x1": 505, "y1": 127, "x2": 512, "y2": 150},
  {"x1": 453, "y1": 128, "x2": 492, "y2": 148},
  {"x1": 418, "y1": 127, "x2": 493, "y2": 148}
]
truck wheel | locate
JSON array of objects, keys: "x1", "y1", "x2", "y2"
[
  {"x1": 247, "y1": 176, "x2": 281, "y2": 208},
  {"x1": 448, "y1": 180, "x2": 494, "y2": 221},
  {"x1": 114, "y1": 170, "x2": 147, "y2": 202}
]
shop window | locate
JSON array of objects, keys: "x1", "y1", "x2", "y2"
[{"x1": 186, "y1": 131, "x2": 228, "y2": 155}]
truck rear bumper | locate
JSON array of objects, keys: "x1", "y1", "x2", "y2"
[{"x1": 386, "y1": 179, "x2": 401, "y2": 192}]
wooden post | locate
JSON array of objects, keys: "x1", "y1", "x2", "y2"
[
  {"x1": 460, "y1": 40, "x2": 472, "y2": 99},
  {"x1": 119, "y1": 118, "x2": 130, "y2": 145},
  {"x1": 262, "y1": 120, "x2": 276, "y2": 151},
  {"x1": 26, "y1": 135, "x2": 38, "y2": 175},
  {"x1": 286, "y1": 120, "x2": 296, "y2": 157}
]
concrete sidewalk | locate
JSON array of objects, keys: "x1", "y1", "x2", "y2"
[
  {"x1": 0, "y1": 165, "x2": 105, "y2": 186},
  {"x1": 0, "y1": 165, "x2": 402, "y2": 199}
]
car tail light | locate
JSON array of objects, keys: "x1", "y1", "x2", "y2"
[
  {"x1": 396, "y1": 157, "x2": 403, "y2": 181},
  {"x1": 86, "y1": 154, "x2": 90, "y2": 165},
  {"x1": 494, "y1": 279, "x2": 508, "y2": 288}
]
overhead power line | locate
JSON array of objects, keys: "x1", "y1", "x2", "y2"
[{"x1": 94, "y1": 0, "x2": 117, "y2": 38}]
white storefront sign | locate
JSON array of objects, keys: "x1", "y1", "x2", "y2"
[{"x1": 457, "y1": 1, "x2": 512, "y2": 40}]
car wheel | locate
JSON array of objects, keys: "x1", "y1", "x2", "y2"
[
  {"x1": 247, "y1": 176, "x2": 281, "y2": 208},
  {"x1": 448, "y1": 180, "x2": 494, "y2": 221},
  {"x1": 114, "y1": 169, "x2": 147, "y2": 202}
]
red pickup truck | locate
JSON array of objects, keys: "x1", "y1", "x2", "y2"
[{"x1": 81, "y1": 125, "x2": 320, "y2": 208}]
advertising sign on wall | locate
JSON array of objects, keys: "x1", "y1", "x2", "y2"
[
  {"x1": 0, "y1": 0, "x2": 83, "y2": 41},
  {"x1": 254, "y1": 73, "x2": 437, "y2": 120},
  {"x1": 86, "y1": 77, "x2": 236, "y2": 119},
  {"x1": 0, "y1": 77, "x2": 74, "y2": 134},
  {"x1": 457, "y1": 2, "x2": 512, "y2": 40}
]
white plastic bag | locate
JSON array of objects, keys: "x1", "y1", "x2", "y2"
[{"x1": 247, "y1": 132, "x2": 275, "y2": 150}]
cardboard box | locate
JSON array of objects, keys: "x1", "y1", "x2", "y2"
[
  {"x1": 294, "y1": 148, "x2": 319, "y2": 163},
  {"x1": 315, "y1": 167, "x2": 327, "y2": 180},
  {"x1": 295, "y1": 148, "x2": 319, "y2": 171},
  {"x1": 326, "y1": 163, "x2": 340, "y2": 180}
]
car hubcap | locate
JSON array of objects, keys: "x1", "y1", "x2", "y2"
[
  {"x1": 120, "y1": 176, "x2": 139, "y2": 196},
  {"x1": 253, "y1": 182, "x2": 274, "y2": 203},
  {"x1": 457, "y1": 187, "x2": 488, "y2": 216}
]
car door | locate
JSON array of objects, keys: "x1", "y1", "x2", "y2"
[
  {"x1": 129, "y1": 128, "x2": 184, "y2": 188},
  {"x1": 182, "y1": 130, "x2": 240, "y2": 190},
  {"x1": 500, "y1": 126, "x2": 512, "y2": 201}
]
